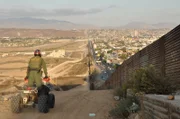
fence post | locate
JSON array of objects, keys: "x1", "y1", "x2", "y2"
[
  {"x1": 140, "y1": 95, "x2": 145, "y2": 119},
  {"x1": 168, "y1": 103, "x2": 172, "y2": 119},
  {"x1": 159, "y1": 37, "x2": 166, "y2": 77}
]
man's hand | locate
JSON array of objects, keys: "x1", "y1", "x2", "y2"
[
  {"x1": 24, "y1": 76, "x2": 28, "y2": 80},
  {"x1": 24, "y1": 76, "x2": 28, "y2": 84},
  {"x1": 43, "y1": 76, "x2": 50, "y2": 82}
]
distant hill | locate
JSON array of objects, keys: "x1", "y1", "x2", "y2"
[
  {"x1": 152, "y1": 23, "x2": 178, "y2": 29},
  {"x1": 0, "y1": 28, "x2": 85, "y2": 38},
  {"x1": 120, "y1": 22, "x2": 178, "y2": 29},
  {"x1": 0, "y1": 17, "x2": 97, "y2": 30},
  {"x1": 0, "y1": 18, "x2": 178, "y2": 30}
]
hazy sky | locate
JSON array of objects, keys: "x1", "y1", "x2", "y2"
[{"x1": 0, "y1": 0, "x2": 179, "y2": 26}]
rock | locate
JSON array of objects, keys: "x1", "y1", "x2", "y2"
[
  {"x1": 114, "y1": 96, "x2": 120, "y2": 101},
  {"x1": 128, "y1": 114, "x2": 137, "y2": 119},
  {"x1": 127, "y1": 89, "x2": 134, "y2": 97},
  {"x1": 89, "y1": 113, "x2": 96, "y2": 117},
  {"x1": 130, "y1": 102, "x2": 139, "y2": 113},
  {"x1": 167, "y1": 95, "x2": 174, "y2": 100},
  {"x1": 2, "y1": 94, "x2": 15, "y2": 101},
  {"x1": 128, "y1": 113, "x2": 142, "y2": 119},
  {"x1": 135, "y1": 114, "x2": 140, "y2": 119},
  {"x1": 176, "y1": 90, "x2": 180, "y2": 95}
]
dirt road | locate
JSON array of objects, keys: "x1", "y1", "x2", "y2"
[{"x1": 0, "y1": 83, "x2": 114, "y2": 119}]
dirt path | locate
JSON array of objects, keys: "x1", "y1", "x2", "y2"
[
  {"x1": 48, "y1": 58, "x2": 83, "y2": 78},
  {"x1": 0, "y1": 84, "x2": 114, "y2": 119}
]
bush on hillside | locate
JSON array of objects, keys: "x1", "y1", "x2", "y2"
[
  {"x1": 109, "y1": 97, "x2": 140, "y2": 119},
  {"x1": 128, "y1": 65, "x2": 176, "y2": 94},
  {"x1": 113, "y1": 87, "x2": 124, "y2": 98},
  {"x1": 113, "y1": 82, "x2": 129, "y2": 99}
]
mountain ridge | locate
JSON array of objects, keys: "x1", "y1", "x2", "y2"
[
  {"x1": 0, "y1": 18, "x2": 178, "y2": 29},
  {"x1": 0, "y1": 17, "x2": 97, "y2": 30}
]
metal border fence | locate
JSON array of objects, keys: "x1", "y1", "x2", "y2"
[{"x1": 101, "y1": 25, "x2": 180, "y2": 89}]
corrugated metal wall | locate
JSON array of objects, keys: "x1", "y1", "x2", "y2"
[{"x1": 101, "y1": 25, "x2": 180, "y2": 89}]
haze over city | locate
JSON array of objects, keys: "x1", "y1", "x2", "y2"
[{"x1": 0, "y1": 0, "x2": 179, "y2": 27}]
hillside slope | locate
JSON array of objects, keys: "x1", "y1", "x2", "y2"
[{"x1": 0, "y1": 84, "x2": 113, "y2": 119}]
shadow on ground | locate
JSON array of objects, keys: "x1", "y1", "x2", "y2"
[{"x1": 60, "y1": 84, "x2": 81, "y2": 91}]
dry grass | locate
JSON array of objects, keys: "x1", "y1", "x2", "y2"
[
  {"x1": 0, "y1": 69, "x2": 26, "y2": 77},
  {"x1": 63, "y1": 41, "x2": 87, "y2": 50},
  {"x1": 0, "y1": 100, "x2": 11, "y2": 112},
  {"x1": 67, "y1": 57, "x2": 88, "y2": 75},
  {"x1": 44, "y1": 57, "x2": 72, "y2": 68},
  {"x1": 0, "y1": 79, "x2": 22, "y2": 92},
  {"x1": 68, "y1": 63, "x2": 88, "y2": 76},
  {"x1": 0, "y1": 56, "x2": 31, "y2": 63},
  {"x1": 54, "y1": 76, "x2": 85, "y2": 86},
  {"x1": 0, "y1": 63, "x2": 27, "y2": 69},
  {"x1": 0, "y1": 56, "x2": 28, "y2": 77},
  {"x1": 70, "y1": 51, "x2": 82, "y2": 59}
]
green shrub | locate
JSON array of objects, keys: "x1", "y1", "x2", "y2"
[
  {"x1": 113, "y1": 83, "x2": 129, "y2": 98},
  {"x1": 129, "y1": 65, "x2": 176, "y2": 94},
  {"x1": 113, "y1": 87, "x2": 124, "y2": 98},
  {"x1": 109, "y1": 97, "x2": 140, "y2": 119}
]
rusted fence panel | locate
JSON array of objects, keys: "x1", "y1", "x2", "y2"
[
  {"x1": 164, "y1": 29, "x2": 180, "y2": 86},
  {"x1": 101, "y1": 24, "x2": 180, "y2": 89}
]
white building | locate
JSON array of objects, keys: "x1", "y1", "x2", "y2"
[
  {"x1": 2, "y1": 53, "x2": 8, "y2": 57},
  {"x1": 47, "y1": 50, "x2": 65, "y2": 58}
]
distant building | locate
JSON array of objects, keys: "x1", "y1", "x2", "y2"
[
  {"x1": 134, "y1": 30, "x2": 139, "y2": 37},
  {"x1": 47, "y1": 50, "x2": 65, "y2": 58},
  {"x1": 93, "y1": 44, "x2": 97, "y2": 49}
]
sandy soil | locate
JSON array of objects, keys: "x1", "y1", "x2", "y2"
[
  {"x1": 0, "y1": 40, "x2": 87, "y2": 80},
  {"x1": 0, "y1": 63, "x2": 27, "y2": 69},
  {"x1": 69, "y1": 51, "x2": 82, "y2": 59},
  {"x1": 0, "y1": 39, "x2": 89, "y2": 95},
  {"x1": 55, "y1": 77, "x2": 85, "y2": 86},
  {"x1": 0, "y1": 37, "x2": 114, "y2": 119},
  {"x1": 0, "y1": 40, "x2": 87, "y2": 52},
  {"x1": 0, "y1": 56, "x2": 31, "y2": 63},
  {"x1": 0, "y1": 84, "x2": 114, "y2": 119},
  {"x1": 0, "y1": 29, "x2": 84, "y2": 38},
  {"x1": 0, "y1": 38, "x2": 114, "y2": 119}
]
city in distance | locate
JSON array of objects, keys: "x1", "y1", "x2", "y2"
[{"x1": 0, "y1": 0, "x2": 179, "y2": 119}]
